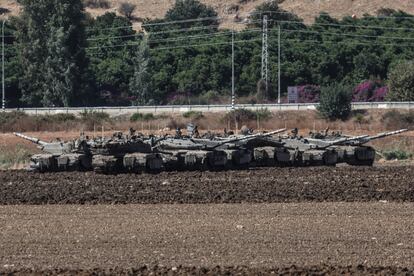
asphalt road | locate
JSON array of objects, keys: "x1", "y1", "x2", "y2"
[{"x1": 1, "y1": 203, "x2": 413, "y2": 271}]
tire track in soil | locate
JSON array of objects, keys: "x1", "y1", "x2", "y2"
[{"x1": 0, "y1": 166, "x2": 413, "y2": 204}]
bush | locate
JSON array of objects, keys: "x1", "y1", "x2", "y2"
[
  {"x1": 222, "y1": 108, "x2": 256, "y2": 123},
  {"x1": 80, "y1": 110, "x2": 110, "y2": 121},
  {"x1": 317, "y1": 84, "x2": 352, "y2": 120},
  {"x1": 387, "y1": 61, "x2": 414, "y2": 101},
  {"x1": 182, "y1": 111, "x2": 204, "y2": 120},
  {"x1": 297, "y1": 85, "x2": 320, "y2": 103},
  {"x1": 254, "y1": 108, "x2": 272, "y2": 121},
  {"x1": 383, "y1": 149, "x2": 412, "y2": 160},
  {"x1": 130, "y1": 112, "x2": 156, "y2": 122},
  {"x1": 34, "y1": 113, "x2": 77, "y2": 123},
  {"x1": 381, "y1": 110, "x2": 414, "y2": 129},
  {"x1": 84, "y1": 0, "x2": 111, "y2": 9},
  {"x1": 353, "y1": 80, "x2": 388, "y2": 102},
  {"x1": 119, "y1": 2, "x2": 136, "y2": 19}
]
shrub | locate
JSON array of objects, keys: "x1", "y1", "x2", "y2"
[
  {"x1": 119, "y1": 2, "x2": 136, "y2": 19},
  {"x1": 183, "y1": 111, "x2": 204, "y2": 120},
  {"x1": 130, "y1": 112, "x2": 156, "y2": 122},
  {"x1": 297, "y1": 85, "x2": 320, "y2": 103},
  {"x1": 353, "y1": 80, "x2": 388, "y2": 102},
  {"x1": 387, "y1": 60, "x2": 414, "y2": 101},
  {"x1": 254, "y1": 108, "x2": 272, "y2": 121},
  {"x1": 83, "y1": 0, "x2": 111, "y2": 9},
  {"x1": 317, "y1": 84, "x2": 352, "y2": 120},
  {"x1": 222, "y1": 108, "x2": 256, "y2": 123},
  {"x1": 80, "y1": 110, "x2": 110, "y2": 122},
  {"x1": 383, "y1": 149, "x2": 412, "y2": 160}
]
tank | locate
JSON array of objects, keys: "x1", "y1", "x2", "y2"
[
  {"x1": 306, "y1": 129, "x2": 408, "y2": 166},
  {"x1": 14, "y1": 131, "x2": 163, "y2": 173},
  {"x1": 190, "y1": 129, "x2": 287, "y2": 169}
]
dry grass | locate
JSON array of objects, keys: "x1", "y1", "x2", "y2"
[{"x1": 1, "y1": 0, "x2": 413, "y2": 27}]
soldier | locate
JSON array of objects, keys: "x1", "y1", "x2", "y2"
[
  {"x1": 175, "y1": 127, "x2": 182, "y2": 138},
  {"x1": 192, "y1": 125, "x2": 200, "y2": 138},
  {"x1": 291, "y1": 128, "x2": 299, "y2": 138}
]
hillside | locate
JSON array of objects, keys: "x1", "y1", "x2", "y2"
[{"x1": 1, "y1": 0, "x2": 414, "y2": 27}]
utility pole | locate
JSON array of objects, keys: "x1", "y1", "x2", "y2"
[
  {"x1": 261, "y1": 15, "x2": 269, "y2": 95},
  {"x1": 2, "y1": 20, "x2": 5, "y2": 111},
  {"x1": 277, "y1": 24, "x2": 281, "y2": 104},
  {"x1": 231, "y1": 28, "x2": 235, "y2": 110}
]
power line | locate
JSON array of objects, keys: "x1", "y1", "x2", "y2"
[
  {"x1": 277, "y1": 28, "x2": 414, "y2": 41},
  {"x1": 270, "y1": 19, "x2": 414, "y2": 32},
  {"x1": 86, "y1": 28, "x2": 261, "y2": 50},
  {"x1": 149, "y1": 38, "x2": 262, "y2": 51},
  {"x1": 252, "y1": 10, "x2": 414, "y2": 21}
]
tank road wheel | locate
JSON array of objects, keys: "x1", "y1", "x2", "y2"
[
  {"x1": 207, "y1": 151, "x2": 228, "y2": 171},
  {"x1": 56, "y1": 154, "x2": 92, "y2": 172},
  {"x1": 123, "y1": 153, "x2": 164, "y2": 174},
  {"x1": 253, "y1": 147, "x2": 276, "y2": 167},
  {"x1": 92, "y1": 155, "x2": 123, "y2": 174},
  {"x1": 346, "y1": 147, "x2": 375, "y2": 167}
]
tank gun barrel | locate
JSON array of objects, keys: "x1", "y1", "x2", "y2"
[
  {"x1": 346, "y1": 129, "x2": 409, "y2": 146},
  {"x1": 211, "y1": 128, "x2": 287, "y2": 149},
  {"x1": 321, "y1": 135, "x2": 370, "y2": 148},
  {"x1": 13, "y1": 132, "x2": 48, "y2": 146}
]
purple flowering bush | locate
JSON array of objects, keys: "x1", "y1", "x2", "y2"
[
  {"x1": 352, "y1": 80, "x2": 388, "y2": 102},
  {"x1": 297, "y1": 85, "x2": 320, "y2": 103}
]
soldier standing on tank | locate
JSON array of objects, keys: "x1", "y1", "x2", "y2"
[{"x1": 175, "y1": 127, "x2": 182, "y2": 138}]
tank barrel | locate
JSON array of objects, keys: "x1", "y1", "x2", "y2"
[
  {"x1": 212, "y1": 128, "x2": 287, "y2": 149},
  {"x1": 347, "y1": 129, "x2": 409, "y2": 146},
  {"x1": 13, "y1": 132, "x2": 48, "y2": 146},
  {"x1": 322, "y1": 135, "x2": 370, "y2": 148}
]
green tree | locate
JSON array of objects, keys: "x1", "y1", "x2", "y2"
[
  {"x1": 318, "y1": 84, "x2": 352, "y2": 120},
  {"x1": 165, "y1": 0, "x2": 218, "y2": 27},
  {"x1": 15, "y1": 0, "x2": 92, "y2": 107},
  {"x1": 86, "y1": 12, "x2": 137, "y2": 105},
  {"x1": 129, "y1": 36, "x2": 151, "y2": 105},
  {"x1": 387, "y1": 61, "x2": 414, "y2": 101}
]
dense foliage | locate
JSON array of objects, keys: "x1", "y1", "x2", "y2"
[
  {"x1": 387, "y1": 61, "x2": 414, "y2": 101},
  {"x1": 2, "y1": 0, "x2": 414, "y2": 107},
  {"x1": 317, "y1": 84, "x2": 352, "y2": 120}
]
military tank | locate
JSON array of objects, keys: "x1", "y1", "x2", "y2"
[
  {"x1": 306, "y1": 129, "x2": 408, "y2": 166},
  {"x1": 14, "y1": 132, "x2": 163, "y2": 173},
  {"x1": 190, "y1": 129, "x2": 287, "y2": 169},
  {"x1": 154, "y1": 129, "x2": 286, "y2": 170}
]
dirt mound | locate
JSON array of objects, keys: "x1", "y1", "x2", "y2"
[
  {"x1": 1, "y1": 166, "x2": 413, "y2": 204},
  {"x1": 3, "y1": 265, "x2": 413, "y2": 275}
]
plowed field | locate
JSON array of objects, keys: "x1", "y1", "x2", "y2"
[
  {"x1": 1, "y1": 166, "x2": 414, "y2": 275},
  {"x1": 1, "y1": 203, "x2": 414, "y2": 274},
  {"x1": 0, "y1": 166, "x2": 413, "y2": 204}
]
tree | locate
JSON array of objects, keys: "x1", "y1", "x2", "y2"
[
  {"x1": 119, "y1": 2, "x2": 136, "y2": 20},
  {"x1": 165, "y1": 0, "x2": 218, "y2": 28},
  {"x1": 249, "y1": 0, "x2": 304, "y2": 29},
  {"x1": 86, "y1": 12, "x2": 136, "y2": 105},
  {"x1": 387, "y1": 61, "x2": 414, "y2": 101},
  {"x1": 317, "y1": 84, "x2": 352, "y2": 120},
  {"x1": 15, "y1": 0, "x2": 92, "y2": 107},
  {"x1": 129, "y1": 36, "x2": 151, "y2": 105}
]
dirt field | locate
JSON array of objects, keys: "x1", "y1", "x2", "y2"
[
  {"x1": 1, "y1": 0, "x2": 414, "y2": 26},
  {"x1": 0, "y1": 203, "x2": 413, "y2": 274},
  {"x1": 0, "y1": 166, "x2": 413, "y2": 204},
  {"x1": 1, "y1": 160, "x2": 414, "y2": 274}
]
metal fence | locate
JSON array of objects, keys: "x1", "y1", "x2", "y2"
[{"x1": 2, "y1": 102, "x2": 414, "y2": 117}]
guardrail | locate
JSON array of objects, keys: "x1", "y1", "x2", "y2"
[{"x1": 2, "y1": 102, "x2": 414, "y2": 116}]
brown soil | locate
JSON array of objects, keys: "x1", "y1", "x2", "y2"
[
  {"x1": 0, "y1": 203, "x2": 413, "y2": 272},
  {"x1": 1, "y1": 0, "x2": 414, "y2": 26},
  {"x1": 1, "y1": 166, "x2": 413, "y2": 204}
]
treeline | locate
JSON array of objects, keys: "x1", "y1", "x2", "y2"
[{"x1": 3, "y1": 0, "x2": 414, "y2": 107}]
